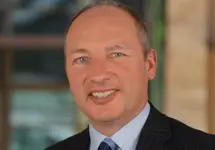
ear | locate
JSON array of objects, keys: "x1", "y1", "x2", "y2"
[{"x1": 145, "y1": 49, "x2": 157, "y2": 80}]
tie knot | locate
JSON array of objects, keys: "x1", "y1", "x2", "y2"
[{"x1": 97, "y1": 138, "x2": 118, "y2": 150}]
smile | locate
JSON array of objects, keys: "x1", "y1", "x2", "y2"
[
  {"x1": 91, "y1": 90, "x2": 116, "y2": 98},
  {"x1": 88, "y1": 89, "x2": 119, "y2": 105}
]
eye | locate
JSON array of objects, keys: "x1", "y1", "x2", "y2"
[
  {"x1": 73, "y1": 56, "x2": 89, "y2": 64},
  {"x1": 110, "y1": 52, "x2": 126, "y2": 58}
]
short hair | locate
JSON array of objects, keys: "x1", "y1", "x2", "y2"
[{"x1": 68, "y1": 0, "x2": 150, "y2": 54}]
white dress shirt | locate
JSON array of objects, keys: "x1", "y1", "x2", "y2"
[{"x1": 89, "y1": 102, "x2": 150, "y2": 150}]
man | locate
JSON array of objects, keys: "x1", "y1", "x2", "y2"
[{"x1": 45, "y1": 1, "x2": 215, "y2": 150}]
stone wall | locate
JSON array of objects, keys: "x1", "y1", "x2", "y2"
[{"x1": 165, "y1": 0, "x2": 209, "y2": 131}]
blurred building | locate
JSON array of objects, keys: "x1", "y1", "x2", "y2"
[
  {"x1": 165, "y1": 0, "x2": 215, "y2": 133},
  {"x1": 0, "y1": 0, "x2": 214, "y2": 150}
]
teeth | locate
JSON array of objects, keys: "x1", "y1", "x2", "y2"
[{"x1": 91, "y1": 90, "x2": 115, "y2": 98}]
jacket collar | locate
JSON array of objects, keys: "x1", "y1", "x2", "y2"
[
  {"x1": 72, "y1": 102, "x2": 175, "y2": 150},
  {"x1": 135, "y1": 102, "x2": 175, "y2": 150}
]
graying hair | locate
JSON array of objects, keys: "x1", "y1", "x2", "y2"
[{"x1": 69, "y1": 0, "x2": 150, "y2": 54}]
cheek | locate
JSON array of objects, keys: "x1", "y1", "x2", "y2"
[
  {"x1": 118, "y1": 59, "x2": 146, "y2": 81},
  {"x1": 66, "y1": 68, "x2": 87, "y2": 96},
  {"x1": 68, "y1": 72, "x2": 87, "y2": 110},
  {"x1": 117, "y1": 60, "x2": 147, "y2": 98}
]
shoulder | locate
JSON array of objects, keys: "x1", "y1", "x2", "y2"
[
  {"x1": 44, "y1": 128, "x2": 90, "y2": 150},
  {"x1": 167, "y1": 116, "x2": 215, "y2": 149},
  {"x1": 44, "y1": 136, "x2": 75, "y2": 150}
]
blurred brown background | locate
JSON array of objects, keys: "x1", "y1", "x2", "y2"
[{"x1": 0, "y1": 0, "x2": 215, "y2": 150}]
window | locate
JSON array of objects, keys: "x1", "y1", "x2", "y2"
[
  {"x1": 0, "y1": 51, "x2": 4, "y2": 85},
  {"x1": 11, "y1": 0, "x2": 78, "y2": 35},
  {"x1": 0, "y1": 12, "x2": 5, "y2": 33},
  {"x1": 9, "y1": 89, "x2": 77, "y2": 150},
  {"x1": 0, "y1": 51, "x2": 4, "y2": 94},
  {"x1": 0, "y1": 0, "x2": 93, "y2": 149},
  {"x1": 12, "y1": 50, "x2": 67, "y2": 85},
  {"x1": 0, "y1": 0, "x2": 165, "y2": 149}
]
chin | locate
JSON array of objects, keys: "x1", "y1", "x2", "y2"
[
  {"x1": 89, "y1": 109, "x2": 123, "y2": 123},
  {"x1": 96, "y1": 116, "x2": 120, "y2": 123},
  {"x1": 83, "y1": 96, "x2": 125, "y2": 123}
]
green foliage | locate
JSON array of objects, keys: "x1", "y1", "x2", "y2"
[{"x1": 148, "y1": 0, "x2": 165, "y2": 111}]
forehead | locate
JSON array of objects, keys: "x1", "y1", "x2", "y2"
[{"x1": 66, "y1": 6, "x2": 139, "y2": 48}]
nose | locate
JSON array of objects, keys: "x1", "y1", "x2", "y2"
[{"x1": 87, "y1": 60, "x2": 110, "y2": 85}]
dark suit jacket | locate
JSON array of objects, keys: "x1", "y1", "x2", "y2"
[{"x1": 44, "y1": 103, "x2": 215, "y2": 150}]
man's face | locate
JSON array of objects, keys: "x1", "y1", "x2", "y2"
[{"x1": 65, "y1": 6, "x2": 156, "y2": 125}]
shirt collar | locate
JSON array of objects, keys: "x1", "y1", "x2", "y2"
[
  {"x1": 89, "y1": 124, "x2": 106, "y2": 150},
  {"x1": 89, "y1": 102, "x2": 150, "y2": 150}
]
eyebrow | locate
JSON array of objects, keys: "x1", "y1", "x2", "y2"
[
  {"x1": 104, "y1": 44, "x2": 128, "y2": 52},
  {"x1": 67, "y1": 48, "x2": 89, "y2": 55},
  {"x1": 66, "y1": 44, "x2": 128, "y2": 56}
]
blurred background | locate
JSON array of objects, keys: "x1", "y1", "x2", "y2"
[{"x1": 0, "y1": 0, "x2": 215, "y2": 150}]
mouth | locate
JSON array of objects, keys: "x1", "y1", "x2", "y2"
[
  {"x1": 90, "y1": 89, "x2": 116, "y2": 98},
  {"x1": 88, "y1": 89, "x2": 119, "y2": 105}
]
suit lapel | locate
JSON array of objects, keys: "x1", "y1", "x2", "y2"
[
  {"x1": 71, "y1": 127, "x2": 90, "y2": 150},
  {"x1": 136, "y1": 102, "x2": 176, "y2": 150},
  {"x1": 72, "y1": 103, "x2": 176, "y2": 150}
]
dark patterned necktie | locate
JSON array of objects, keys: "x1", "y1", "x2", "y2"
[{"x1": 97, "y1": 138, "x2": 118, "y2": 150}]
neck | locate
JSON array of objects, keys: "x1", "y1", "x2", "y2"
[{"x1": 90, "y1": 100, "x2": 148, "y2": 137}]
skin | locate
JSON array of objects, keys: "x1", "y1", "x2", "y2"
[{"x1": 65, "y1": 5, "x2": 157, "y2": 136}]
